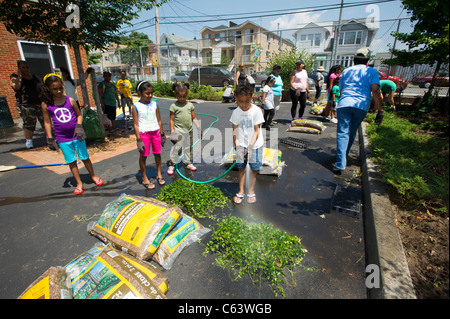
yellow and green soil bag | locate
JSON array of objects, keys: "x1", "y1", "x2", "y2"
[
  {"x1": 68, "y1": 244, "x2": 168, "y2": 299},
  {"x1": 18, "y1": 266, "x2": 72, "y2": 299},
  {"x1": 87, "y1": 194, "x2": 182, "y2": 260},
  {"x1": 152, "y1": 213, "x2": 210, "y2": 270},
  {"x1": 221, "y1": 147, "x2": 285, "y2": 176}
]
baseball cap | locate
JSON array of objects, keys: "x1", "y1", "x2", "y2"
[
  {"x1": 355, "y1": 47, "x2": 370, "y2": 59},
  {"x1": 296, "y1": 59, "x2": 305, "y2": 65}
]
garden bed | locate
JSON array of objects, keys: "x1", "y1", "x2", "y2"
[{"x1": 365, "y1": 104, "x2": 449, "y2": 299}]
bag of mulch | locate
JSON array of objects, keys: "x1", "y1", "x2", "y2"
[
  {"x1": 18, "y1": 267, "x2": 72, "y2": 299},
  {"x1": 87, "y1": 194, "x2": 182, "y2": 260},
  {"x1": 290, "y1": 119, "x2": 325, "y2": 131},
  {"x1": 69, "y1": 244, "x2": 168, "y2": 299},
  {"x1": 260, "y1": 148, "x2": 285, "y2": 176},
  {"x1": 310, "y1": 105, "x2": 324, "y2": 115},
  {"x1": 287, "y1": 126, "x2": 322, "y2": 134},
  {"x1": 152, "y1": 213, "x2": 210, "y2": 270}
]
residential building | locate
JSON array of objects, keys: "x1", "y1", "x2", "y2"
[
  {"x1": 293, "y1": 18, "x2": 378, "y2": 71},
  {"x1": 200, "y1": 21, "x2": 294, "y2": 75},
  {"x1": 160, "y1": 33, "x2": 202, "y2": 75},
  {"x1": 0, "y1": 22, "x2": 94, "y2": 119},
  {"x1": 89, "y1": 42, "x2": 157, "y2": 80}
]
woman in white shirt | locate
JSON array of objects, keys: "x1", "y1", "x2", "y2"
[{"x1": 289, "y1": 60, "x2": 309, "y2": 120}]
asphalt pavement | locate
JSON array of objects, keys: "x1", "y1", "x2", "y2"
[{"x1": 0, "y1": 98, "x2": 368, "y2": 300}]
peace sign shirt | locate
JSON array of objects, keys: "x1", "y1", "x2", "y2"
[{"x1": 47, "y1": 96, "x2": 78, "y2": 143}]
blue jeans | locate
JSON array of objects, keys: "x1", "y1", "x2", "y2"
[{"x1": 335, "y1": 107, "x2": 367, "y2": 170}]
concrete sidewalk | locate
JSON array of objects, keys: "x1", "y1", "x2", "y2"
[{"x1": 0, "y1": 98, "x2": 414, "y2": 300}]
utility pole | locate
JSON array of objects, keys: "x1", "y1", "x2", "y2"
[
  {"x1": 331, "y1": 0, "x2": 344, "y2": 67},
  {"x1": 155, "y1": 0, "x2": 161, "y2": 81}
]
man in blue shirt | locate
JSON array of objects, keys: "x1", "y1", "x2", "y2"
[{"x1": 334, "y1": 47, "x2": 383, "y2": 174}]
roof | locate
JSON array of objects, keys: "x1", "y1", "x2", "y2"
[{"x1": 160, "y1": 34, "x2": 202, "y2": 50}]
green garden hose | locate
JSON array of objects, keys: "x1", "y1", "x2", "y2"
[{"x1": 159, "y1": 105, "x2": 236, "y2": 184}]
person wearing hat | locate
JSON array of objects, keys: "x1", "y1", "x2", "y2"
[
  {"x1": 313, "y1": 66, "x2": 325, "y2": 106},
  {"x1": 289, "y1": 59, "x2": 309, "y2": 120},
  {"x1": 333, "y1": 47, "x2": 383, "y2": 174},
  {"x1": 270, "y1": 64, "x2": 283, "y2": 124}
]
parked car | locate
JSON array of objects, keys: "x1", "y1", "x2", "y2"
[
  {"x1": 170, "y1": 72, "x2": 191, "y2": 82},
  {"x1": 251, "y1": 72, "x2": 269, "y2": 86},
  {"x1": 378, "y1": 71, "x2": 408, "y2": 90},
  {"x1": 412, "y1": 72, "x2": 449, "y2": 88},
  {"x1": 308, "y1": 69, "x2": 329, "y2": 84},
  {"x1": 189, "y1": 67, "x2": 235, "y2": 87}
]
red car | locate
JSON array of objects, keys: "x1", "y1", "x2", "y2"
[
  {"x1": 378, "y1": 71, "x2": 408, "y2": 90},
  {"x1": 412, "y1": 72, "x2": 449, "y2": 88}
]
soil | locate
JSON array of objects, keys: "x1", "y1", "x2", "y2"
[
  {"x1": 393, "y1": 203, "x2": 449, "y2": 298},
  {"x1": 387, "y1": 105, "x2": 449, "y2": 299},
  {"x1": 85, "y1": 129, "x2": 136, "y2": 155}
]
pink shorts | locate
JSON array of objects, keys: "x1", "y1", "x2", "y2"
[{"x1": 139, "y1": 129, "x2": 161, "y2": 157}]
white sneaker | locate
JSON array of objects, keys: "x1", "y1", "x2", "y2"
[
  {"x1": 324, "y1": 116, "x2": 331, "y2": 121},
  {"x1": 330, "y1": 118, "x2": 338, "y2": 123},
  {"x1": 25, "y1": 139, "x2": 34, "y2": 149}
]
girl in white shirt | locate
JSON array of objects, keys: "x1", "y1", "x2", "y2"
[
  {"x1": 132, "y1": 81, "x2": 166, "y2": 189},
  {"x1": 262, "y1": 76, "x2": 276, "y2": 130}
]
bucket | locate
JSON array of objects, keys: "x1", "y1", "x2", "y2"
[{"x1": 0, "y1": 97, "x2": 15, "y2": 128}]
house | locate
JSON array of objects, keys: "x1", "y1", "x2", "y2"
[
  {"x1": 160, "y1": 33, "x2": 202, "y2": 76},
  {"x1": 200, "y1": 21, "x2": 294, "y2": 75},
  {"x1": 89, "y1": 42, "x2": 157, "y2": 80},
  {"x1": 0, "y1": 22, "x2": 95, "y2": 119},
  {"x1": 293, "y1": 18, "x2": 378, "y2": 71}
]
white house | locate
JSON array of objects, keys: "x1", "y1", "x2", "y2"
[
  {"x1": 293, "y1": 18, "x2": 378, "y2": 71},
  {"x1": 160, "y1": 33, "x2": 202, "y2": 74}
]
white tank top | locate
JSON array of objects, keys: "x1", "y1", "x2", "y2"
[{"x1": 134, "y1": 100, "x2": 160, "y2": 133}]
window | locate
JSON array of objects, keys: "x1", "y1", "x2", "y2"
[
  {"x1": 337, "y1": 55, "x2": 354, "y2": 67},
  {"x1": 18, "y1": 41, "x2": 71, "y2": 80},
  {"x1": 244, "y1": 29, "x2": 254, "y2": 44},
  {"x1": 338, "y1": 31, "x2": 362, "y2": 45},
  {"x1": 215, "y1": 32, "x2": 225, "y2": 41},
  {"x1": 299, "y1": 33, "x2": 321, "y2": 47}
]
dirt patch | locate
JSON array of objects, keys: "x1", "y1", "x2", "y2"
[
  {"x1": 85, "y1": 129, "x2": 136, "y2": 156},
  {"x1": 394, "y1": 205, "x2": 449, "y2": 299}
]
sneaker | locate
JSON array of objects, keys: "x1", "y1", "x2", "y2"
[
  {"x1": 186, "y1": 164, "x2": 197, "y2": 171},
  {"x1": 167, "y1": 166, "x2": 175, "y2": 175},
  {"x1": 332, "y1": 164, "x2": 342, "y2": 175},
  {"x1": 324, "y1": 116, "x2": 331, "y2": 121},
  {"x1": 271, "y1": 120, "x2": 278, "y2": 124},
  {"x1": 25, "y1": 139, "x2": 34, "y2": 149},
  {"x1": 330, "y1": 118, "x2": 338, "y2": 123}
]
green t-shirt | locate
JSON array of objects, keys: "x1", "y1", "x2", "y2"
[
  {"x1": 170, "y1": 102, "x2": 194, "y2": 133},
  {"x1": 98, "y1": 81, "x2": 117, "y2": 106},
  {"x1": 379, "y1": 80, "x2": 397, "y2": 93},
  {"x1": 331, "y1": 85, "x2": 340, "y2": 103}
]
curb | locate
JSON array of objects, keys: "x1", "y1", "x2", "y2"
[{"x1": 359, "y1": 121, "x2": 416, "y2": 299}]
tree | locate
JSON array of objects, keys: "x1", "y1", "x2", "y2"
[
  {"x1": 0, "y1": 0, "x2": 166, "y2": 109},
  {"x1": 268, "y1": 48, "x2": 314, "y2": 90},
  {"x1": 117, "y1": 31, "x2": 152, "y2": 70},
  {"x1": 383, "y1": 0, "x2": 449, "y2": 96}
]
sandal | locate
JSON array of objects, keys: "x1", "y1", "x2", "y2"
[
  {"x1": 233, "y1": 193, "x2": 244, "y2": 204},
  {"x1": 94, "y1": 177, "x2": 104, "y2": 186},
  {"x1": 143, "y1": 182, "x2": 155, "y2": 190},
  {"x1": 247, "y1": 193, "x2": 257, "y2": 204},
  {"x1": 74, "y1": 187, "x2": 84, "y2": 195},
  {"x1": 156, "y1": 177, "x2": 165, "y2": 185}
]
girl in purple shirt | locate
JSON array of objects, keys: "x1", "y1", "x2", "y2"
[{"x1": 41, "y1": 73, "x2": 104, "y2": 195}]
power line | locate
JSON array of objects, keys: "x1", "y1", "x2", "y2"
[{"x1": 122, "y1": 0, "x2": 400, "y2": 33}]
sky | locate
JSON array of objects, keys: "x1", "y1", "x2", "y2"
[{"x1": 121, "y1": 0, "x2": 412, "y2": 53}]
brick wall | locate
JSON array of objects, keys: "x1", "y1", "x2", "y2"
[{"x1": 0, "y1": 23, "x2": 95, "y2": 119}]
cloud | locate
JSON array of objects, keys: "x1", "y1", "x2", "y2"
[{"x1": 269, "y1": 10, "x2": 326, "y2": 31}]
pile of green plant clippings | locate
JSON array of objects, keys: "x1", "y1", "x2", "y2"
[
  {"x1": 204, "y1": 216, "x2": 312, "y2": 297},
  {"x1": 155, "y1": 179, "x2": 230, "y2": 219}
]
